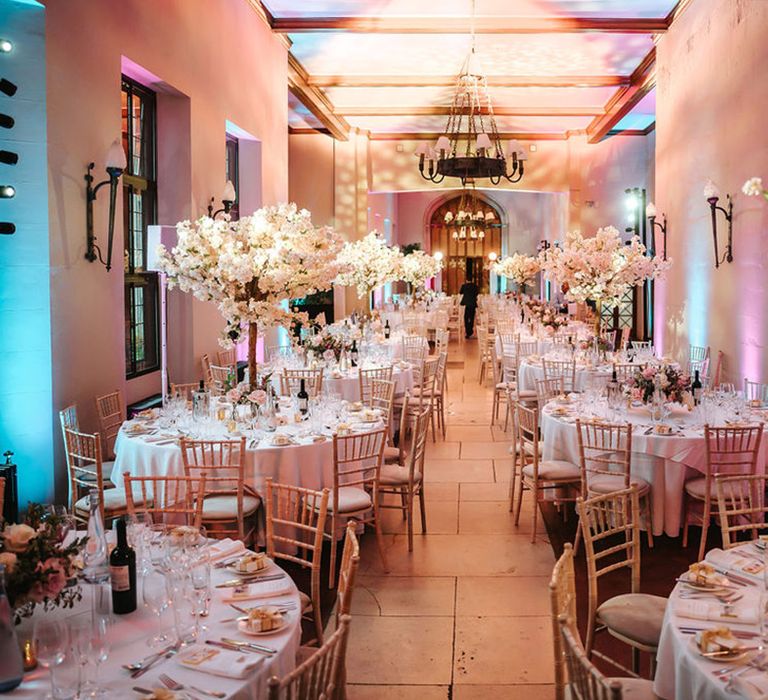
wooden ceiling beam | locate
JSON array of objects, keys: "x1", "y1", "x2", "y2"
[
  {"x1": 586, "y1": 47, "x2": 656, "y2": 144},
  {"x1": 287, "y1": 54, "x2": 350, "y2": 141},
  {"x1": 337, "y1": 106, "x2": 601, "y2": 117},
  {"x1": 309, "y1": 74, "x2": 630, "y2": 88},
  {"x1": 273, "y1": 16, "x2": 668, "y2": 34}
]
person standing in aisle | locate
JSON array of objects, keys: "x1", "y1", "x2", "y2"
[{"x1": 459, "y1": 273, "x2": 479, "y2": 339}]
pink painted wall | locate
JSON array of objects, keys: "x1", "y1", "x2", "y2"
[
  {"x1": 43, "y1": 0, "x2": 288, "y2": 495},
  {"x1": 655, "y1": 0, "x2": 768, "y2": 382}
]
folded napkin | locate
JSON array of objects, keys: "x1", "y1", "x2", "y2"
[
  {"x1": 206, "y1": 538, "x2": 246, "y2": 563},
  {"x1": 674, "y1": 599, "x2": 758, "y2": 625},
  {"x1": 706, "y1": 548, "x2": 765, "y2": 582},
  {"x1": 143, "y1": 434, "x2": 177, "y2": 444},
  {"x1": 220, "y1": 579, "x2": 293, "y2": 604},
  {"x1": 176, "y1": 644, "x2": 263, "y2": 679}
]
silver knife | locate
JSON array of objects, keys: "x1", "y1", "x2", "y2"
[
  {"x1": 221, "y1": 637, "x2": 277, "y2": 655},
  {"x1": 205, "y1": 639, "x2": 267, "y2": 655},
  {"x1": 131, "y1": 645, "x2": 180, "y2": 678}
]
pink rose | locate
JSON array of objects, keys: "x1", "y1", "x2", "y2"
[
  {"x1": 38, "y1": 558, "x2": 67, "y2": 599},
  {"x1": 248, "y1": 389, "x2": 267, "y2": 406},
  {"x1": 226, "y1": 388, "x2": 241, "y2": 403},
  {"x1": 642, "y1": 367, "x2": 656, "y2": 379},
  {"x1": 323, "y1": 349, "x2": 335, "y2": 361}
]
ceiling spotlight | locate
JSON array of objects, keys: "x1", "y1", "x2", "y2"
[
  {"x1": 0, "y1": 114, "x2": 13, "y2": 129},
  {"x1": 0, "y1": 79, "x2": 17, "y2": 97},
  {"x1": 0, "y1": 185, "x2": 15, "y2": 198},
  {"x1": 0, "y1": 151, "x2": 18, "y2": 165},
  {"x1": 0, "y1": 40, "x2": 11, "y2": 53},
  {"x1": 0, "y1": 222, "x2": 15, "y2": 235}
]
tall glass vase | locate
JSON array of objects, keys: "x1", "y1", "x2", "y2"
[{"x1": 593, "y1": 298, "x2": 603, "y2": 337}]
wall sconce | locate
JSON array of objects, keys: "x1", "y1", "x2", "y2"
[
  {"x1": 0, "y1": 78, "x2": 17, "y2": 97},
  {"x1": 0, "y1": 185, "x2": 15, "y2": 198},
  {"x1": 0, "y1": 40, "x2": 12, "y2": 54},
  {"x1": 84, "y1": 139, "x2": 127, "y2": 272},
  {"x1": 537, "y1": 239, "x2": 551, "y2": 255},
  {"x1": 646, "y1": 202, "x2": 668, "y2": 261},
  {"x1": 704, "y1": 180, "x2": 733, "y2": 268},
  {"x1": 434, "y1": 251, "x2": 444, "y2": 262},
  {"x1": 207, "y1": 180, "x2": 236, "y2": 219}
]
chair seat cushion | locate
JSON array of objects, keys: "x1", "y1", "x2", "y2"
[
  {"x1": 75, "y1": 486, "x2": 144, "y2": 514},
  {"x1": 515, "y1": 389, "x2": 538, "y2": 399},
  {"x1": 596, "y1": 593, "x2": 666, "y2": 648},
  {"x1": 202, "y1": 494, "x2": 261, "y2": 520},
  {"x1": 603, "y1": 678, "x2": 660, "y2": 700},
  {"x1": 509, "y1": 442, "x2": 543, "y2": 457},
  {"x1": 299, "y1": 590, "x2": 313, "y2": 614},
  {"x1": 380, "y1": 463, "x2": 421, "y2": 486},
  {"x1": 684, "y1": 477, "x2": 723, "y2": 500},
  {"x1": 328, "y1": 487, "x2": 372, "y2": 513},
  {"x1": 522, "y1": 460, "x2": 580, "y2": 481},
  {"x1": 80, "y1": 460, "x2": 116, "y2": 488},
  {"x1": 589, "y1": 475, "x2": 650, "y2": 496},
  {"x1": 383, "y1": 445, "x2": 402, "y2": 464}
]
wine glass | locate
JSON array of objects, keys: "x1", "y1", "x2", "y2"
[
  {"x1": 189, "y1": 552, "x2": 212, "y2": 635},
  {"x1": 147, "y1": 523, "x2": 169, "y2": 571},
  {"x1": 33, "y1": 618, "x2": 68, "y2": 700},
  {"x1": 127, "y1": 511, "x2": 153, "y2": 574},
  {"x1": 143, "y1": 569, "x2": 171, "y2": 647},
  {"x1": 71, "y1": 613, "x2": 110, "y2": 699}
]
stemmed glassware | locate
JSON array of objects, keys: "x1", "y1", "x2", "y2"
[
  {"x1": 143, "y1": 568, "x2": 172, "y2": 648},
  {"x1": 71, "y1": 611, "x2": 111, "y2": 699},
  {"x1": 33, "y1": 618, "x2": 68, "y2": 700}
]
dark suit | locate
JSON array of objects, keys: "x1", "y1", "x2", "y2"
[{"x1": 459, "y1": 281, "x2": 479, "y2": 338}]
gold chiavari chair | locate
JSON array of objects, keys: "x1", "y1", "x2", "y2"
[
  {"x1": 689, "y1": 344, "x2": 710, "y2": 374},
  {"x1": 384, "y1": 393, "x2": 410, "y2": 466},
  {"x1": 558, "y1": 615, "x2": 660, "y2": 700},
  {"x1": 478, "y1": 327, "x2": 496, "y2": 385},
  {"x1": 744, "y1": 378, "x2": 768, "y2": 406},
  {"x1": 517, "y1": 340, "x2": 539, "y2": 360},
  {"x1": 217, "y1": 348, "x2": 236, "y2": 367},
  {"x1": 60, "y1": 404, "x2": 115, "y2": 488},
  {"x1": 576, "y1": 419, "x2": 654, "y2": 549},
  {"x1": 336, "y1": 521, "x2": 360, "y2": 621},
  {"x1": 122, "y1": 472, "x2": 206, "y2": 527},
  {"x1": 369, "y1": 379, "x2": 396, "y2": 435},
  {"x1": 170, "y1": 382, "x2": 199, "y2": 402},
  {"x1": 266, "y1": 615, "x2": 351, "y2": 700},
  {"x1": 543, "y1": 359, "x2": 577, "y2": 394},
  {"x1": 264, "y1": 478, "x2": 329, "y2": 644},
  {"x1": 715, "y1": 474, "x2": 768, "y2": 549},
  {"x1": 179, "y1": 437, "x2": 260, "y2": 544},
  {"x1": 497, "y1": 332, "x2": 519, "y2": 355},
  {"x1": 613, "y1": 363, "x2": 637, "y2": 385},
  {"x1": 499, "y1": 350, "x2": 538, "y2": 431},
  {"x1": 536, "y1": 376, "x2": 566, "y2": 409},
  {"x1": 512, "y1": 404, "x2": 580, "y2": 542},
  {"x1": 577, "y1": 486, "x2": 667, "y2": 677},
  {"x1": 550, "y1": 544, "x2": 577, "y2": 700},
  {"x1": 209, "y1": 365, "x2": 234, "y2": 395},
  {"x1": 402, "y1": 335, "x2": 427, "y2": 365},
  {"x1": 95, "y1": 389, "x2": 124, "y2": 460},
  {"x1": 280, "y1": 368, "x2": 324, "y2": 398},
  {"x1": 326, "y1": 428, "x2": 388, "y2": 587},
  {"x1": 411, "y1": 351, "x2": 446, "y2": 440},
  {"x1": 65, "y1": 429, "x2": 138, "y2": 525},
  {"x1": 358, "y1": 365, "x2": 393, "y2": 404},
  {"x1": 433, "y1": 328, "x2": 450, "y2": 358},
  {"x1": 379, "y1": 406, "x2": 430, "y2": 552},
  {"x1": 682, "y1": 424, "x2": 764, "y2": 560}
]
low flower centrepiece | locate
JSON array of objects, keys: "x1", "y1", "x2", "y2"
[{"x1": 624, "y1": 364, "x2": 693, "y2": 407}]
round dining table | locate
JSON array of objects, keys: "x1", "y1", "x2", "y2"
[
  {"x1": 11, "y1": 540, "x2": 301, "y2": 699},
  {"x1": 540, "y1": 400, "x2": 768, "y2": 537},
  {"x1": 517, "y1": 354, "x2": 614, "y2": 393},
  {"x1": 654, "y1": 541, "x2": 768, "y2": 699}
]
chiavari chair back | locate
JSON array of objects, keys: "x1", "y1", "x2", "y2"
[
  {"x1": 326, "y1": 428, "x2": 388, "y2": 586},
  {"x1": 209, "y1": 365, "x2": 233, "y2": 395},
  {"x1": 369, "y1": 379, "x2": 395, "y2": 430},
  {"x1": 170, "y1": 382, "x2": 199, "y2": 402},
  {"x1": 613, "y1": 364, "x2": 637, "y2": 385},
  {"x1": 536, "y1": 377, "x2": 565, "y2": 408},
  {"x1": 402, "y1": 335, "x2": 427, "y2": 365},
  {"x1": 179, "y1": 437, "x2": 259, "y2": 543},
  {"x1": 122, "y1": 473, "x2": 206, "y2": 528},
  {"x1": 359, "y1": 365, "x2": 394, "y2": 404},
  {"x1": 433, "y1": 328, "x2": 450, "y2": 356},
  {"x1": 715, "y1": 474, "x2": 768, "y2": 549},
  {"x1": 280, "y1": 368, "x2": 324, "y2": 398},
  {"x1": 543, "y1": 359, "x2": 576, "y2": 393},
  {"x1": 630, "y1": 340, "x2": 652, "y2": 352},
  {"x1": 688, "y1": 344, "x2": 710, "y2": 376},
  {"x1": 577, "y1": 486, "x2": 666, "y2": 675},
  {"x1": 336, "y1": 520, "x2": 360, "y2": 622},
  {"x1": 549, "y1": 544, "x2": 577, "y2": 700},
  {"x1": 266, "y1": 615, "x2": 351, "y2": 700},
  {"x1": 264, "y1": 478, "x2": 329, "y2": 644},
  {"x1": 744, "y1": 378, "x2": 768, "y2": 405},
  {"x1": 517, "y1": 340, "x2": 539, "y2": 359},
  {"x1": 683, "y1": 424, "x2": 764, "y2": 559},
  {"x1": 65, "y1": 428, "x2": 131, "y2": 525},
  {"x1": 217, "y1": 349, "x2": 236, "y2": 367},
  {"x1": 95, "y1": 389, "x2": 124, "y2": 459},
  {"x1": 201, "y1": 353, "x2": 212, "y2": 385}
]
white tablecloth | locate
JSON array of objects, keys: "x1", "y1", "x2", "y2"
[
  {"x1": 541, "y1": 402, "x2": 768, "y2": 537},
  {"x1": 654, "y1": 543, "x2": 767, "y2": 700},
  {"x1": 11, "y1": 548, "x2": 301, "y2": 699},
  {"x1": 518, "y1": 357, "x2": 612, "y2": 393}
]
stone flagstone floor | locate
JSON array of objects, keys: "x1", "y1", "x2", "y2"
[{"x1": 344, "y1": 339, "x2": 556, "y2": 699}]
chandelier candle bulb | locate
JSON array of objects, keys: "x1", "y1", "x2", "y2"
[
  {"x1": 223, "y1": 180, "x2": 236, "y2": 203},
  {"x1": 105, "y1": 138, "x2": 127, "y2": 170},
  {"x1": 646, "y1": 202, "x2": 657, "y2": 218},
  {"x1": 704, "y1": 179, "x2": 720, "y2": 200}
]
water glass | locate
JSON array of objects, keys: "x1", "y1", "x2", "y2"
[
  {"x1": 71, "y1": 612, "x2": 110, "y2": 699},
  {"x1": 33, "y1": 618, "x2": 68, "y2": 700},
  {"x1": 147, "y1": 524, "x2": 170, "y2": 570},
  {"x1": 143, "y1": 569, "x2": 172, "y2": 647}
]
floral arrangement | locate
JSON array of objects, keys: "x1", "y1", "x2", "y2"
[
  {"x1": 302, "y1": 325, "x2": 352, "y2": 362},
  {"x1": 578, "y1": 335, "x2": 613, "y2": 353},
  {"x1": 157, "y1": 204, "x2": 344, "y2": 389},
  {"x1": 524, "y1": 298, "x2": 567, "y2": 331},
  {"x1": 540, "y1": 227, "x2": 670, "y2": 306},
  {"x1": 1, "y1": 505, "x2": 86, "y2": 621},
  {"x1": 225, "y1": 374, "x2": 271, "y2": 408},
  {"x1": 334, "y1": 231, "x2": 403, "y2": 299},
  {"x1": 743, "y1": 177, "x2": 768, "y2": 203},
  {"x1": 399, "y1": 250, "x2": 443, "y2": 289},
  {"x1": 492, "y1": 253, "x2": 540, "y2": 288},
  {"x1": 624, "y1": 364, "x2": 692, "y2": 406}
]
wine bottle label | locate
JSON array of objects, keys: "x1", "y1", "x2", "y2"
[
  {"x1": 299, "y1": 398, "x2": 308, "y2": 411},
  {"x1": 110, "y1": 565, "x2": 131, "y2": 592}
]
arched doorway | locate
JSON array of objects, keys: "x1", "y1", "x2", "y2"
[{"x1": 429, "y1": 193, "x2": 503, "y2": 295}]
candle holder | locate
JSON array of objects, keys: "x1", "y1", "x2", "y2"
[{"x1": 706, "y1": 194, "x2": 734, "y2": 268}]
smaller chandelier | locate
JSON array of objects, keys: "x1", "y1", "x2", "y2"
[{"x1": 445, "y1": 186, "x2": 494, "y2": 241}]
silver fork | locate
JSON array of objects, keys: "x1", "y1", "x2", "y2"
[{"x1": 159, "y1": 673, "x2": 226, "y2": 698}]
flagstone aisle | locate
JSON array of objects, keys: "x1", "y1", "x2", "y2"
[{"x1": 345, "y1": 340, "x2": 556, "y2": 699}]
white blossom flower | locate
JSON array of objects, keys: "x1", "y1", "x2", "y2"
[
  {"x1": 334, "y1": 231, "x2": 404, "y2": 298},
  {"x1": 742, "y1": 177, "x2": 765, "y2": 197},
  {"x1": 492, "y1": 253, "x2": 540, "y2": 286},
  {"x1": 400, "y1": 250, "x2": 443, "y2": 288}
]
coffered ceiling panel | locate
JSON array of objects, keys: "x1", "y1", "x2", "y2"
[{"x1": 342, "y1": 114, "x2": 594, "y2": 133}]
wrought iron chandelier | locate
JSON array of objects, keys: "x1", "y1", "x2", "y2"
[
  {"x1": 444, "y1": 186, "x2": 496, "y2": 240},
  {"x1": 415, "y1": 1, "x2": 527, "y2": 186}
]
